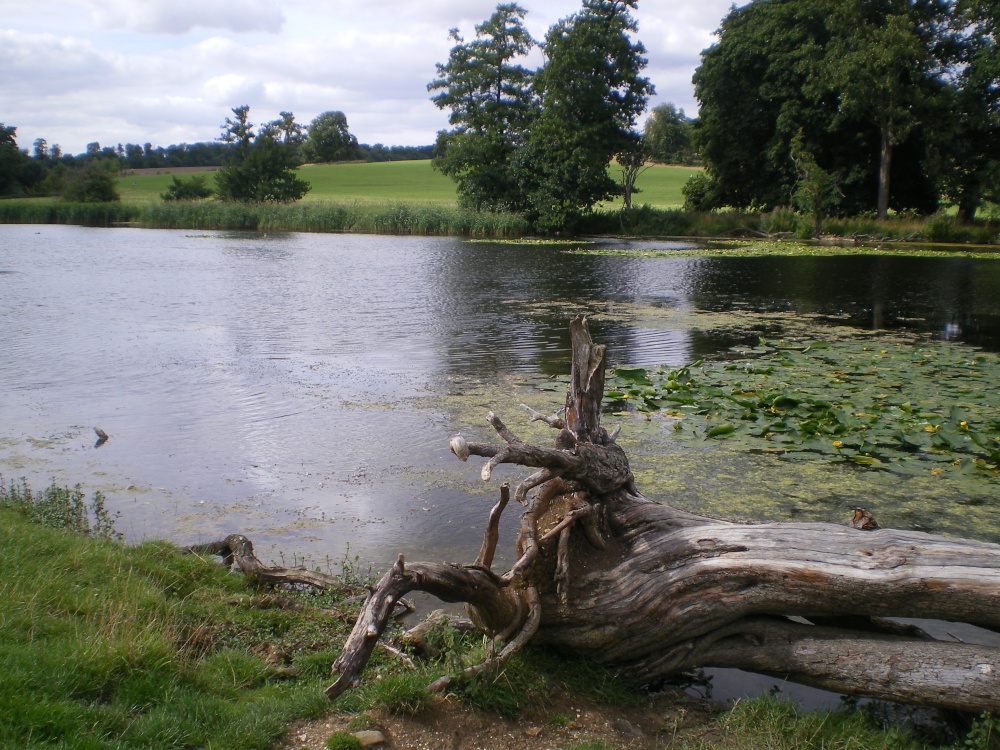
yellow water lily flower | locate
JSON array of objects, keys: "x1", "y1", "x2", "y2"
[{"x1": 833, "y1": 440, "x2": 843, "y2": 448}]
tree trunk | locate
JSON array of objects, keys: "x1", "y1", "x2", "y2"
[
  {"x1": 956, "y1": 181, "x2": 982, "y2": 225},
  {"x1": 877, "y1": 124, "x2": 893, "y2": 220},
  {"x1": 327, "y1": 316, "x2": 1000, "y2": 711}
]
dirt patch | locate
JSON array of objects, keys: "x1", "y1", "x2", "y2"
[
  {"x1": 122, "y1": 166, "x2": 218, "y2": 175},
  {"x1": 275, "y1": 690, "x2": 715, "y2": 750}
]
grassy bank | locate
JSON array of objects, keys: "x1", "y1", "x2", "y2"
[
  {"x1": 0, "y1": 479, "x2": 349, "y2": 749},
  {"x1": 2, "y1": 198, "x2": 997, "y2": 245},
  {"x1": 581, "y1": 204, "x2": 1000, "y2": 245}
]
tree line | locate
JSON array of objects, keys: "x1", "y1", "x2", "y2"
[
  {"x1": 430, "y1": 0, "x2": 999, "y2": 232},
  {"x1": 689, "y1": 0, "x2": 1000, "y2": 223},
  {"x1": 0, "y1": 110, "x2": 433, "y2": 202}
]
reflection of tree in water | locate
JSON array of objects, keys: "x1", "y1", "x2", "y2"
[
  {"x1": 685, "y1": 255, "x2": 1000, "y2": 351},
  {"x1": 424, "y1": 246, "x2": 1000, "y2": 385},
  {"x1": 427, "y1": 242, "x2": 692, "y2": 379}
]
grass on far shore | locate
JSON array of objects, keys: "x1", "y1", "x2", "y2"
[{"x1": 115, "y1": 160, "x2": 700, "y2": 209}]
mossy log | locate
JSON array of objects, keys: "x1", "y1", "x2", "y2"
[{"x1": 325, "y1": 318, "x2": 1000, "y2": 709}]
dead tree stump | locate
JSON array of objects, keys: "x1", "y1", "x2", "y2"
[{"x1": 320, "y1": 317, "x2": 1000, "y2": 710}]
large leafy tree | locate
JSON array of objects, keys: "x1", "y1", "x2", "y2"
[
  {"x1": 937, "y1": 0, "x2": 1000, "y2": 220},
  {"x1": 428, "y1": 3, "x2": 537, "y2": 212},
  {"x1": 693, "y1": 0, "x2": 839, "y2": 211},
  {"x1": 0, "y1": 123, "x2": 38, "y2": 197},
  {"x1": 644, "y1": 103, "x2": 694, "y2": 165},
  {"x1": 825, "y1": 0, "x2": 942, "y2": 219},
  {"x1": 693, "y1": 0, "x2": 945, "y2": 217},
  {"x1": 520, "y1": 0, "x2": 654, "y2": 231},
  {"x1": 301, "y1": 111, "x2": 362, "y2": 164},
  {"x1": 215, "y1": 105, "x2": 310, "y2": 203}
]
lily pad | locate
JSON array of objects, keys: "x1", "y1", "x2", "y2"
[{"x1": 606, "y1": 334, "x2": 1000, "y2": 481}]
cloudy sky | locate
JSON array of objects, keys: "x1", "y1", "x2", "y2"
[{"x1": 1, "y1": 0, "x2": 741, "y2": 156}]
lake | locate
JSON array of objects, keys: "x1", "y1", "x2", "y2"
[{"x1": 2, "y1": 224, "x2": 999, "y2": 573}]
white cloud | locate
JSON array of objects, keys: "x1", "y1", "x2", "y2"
[
  {"x1": 202, "y1": 74, "x2": 269, "y2": 108},
  {"x1": 86, "y1": 0, "x2": 285, "y2": 34},
  {"x1": 1, "y1": 0, "x2": 743, "y2": 154},
  {"x1": 0, "y1": 29, "x2": 116, "y2": 95}
]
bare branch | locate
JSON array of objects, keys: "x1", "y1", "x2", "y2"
[
  {"x1": 187, "y1": 534, "x2": 343, "y2": 590},
  {"x1": 476, "y1": 483, "x2": 510, "y2": 569},
  {"x1": 521, "y1": 403, "x2": 565, "y2": 429}
]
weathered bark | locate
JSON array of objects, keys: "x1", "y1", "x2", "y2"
[
  {"x1": 326, "y1": 316, "x2": 1000, "y2": 711},
  {"x1": 187, "y1": 533, "x2": 345, "y2": 590}
]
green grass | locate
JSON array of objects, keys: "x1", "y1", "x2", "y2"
[
  {"x1": 0, "y1": 477, "x2": 363, "y2": 750},
  {"x1": 298, "y1": 161, "x2": 460, "y2": 204},
  {"x1": 118, "y1": 170, "x2": 195, "y2": 202},
  {"x1": 675, "y1": 695, "x2": 931, "y2": 750},
  {"x1": 604, "y1": 163, "x2": 703, "y2": 210},
  {"x1": 332, "y1": 621, "x2": 637, "y2": 721},
  {"x1": 114, "y1": 160, "x2": 700, "y2": 208}
]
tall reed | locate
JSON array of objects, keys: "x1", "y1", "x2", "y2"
[
  {"x1": 133, "y1": 200, "x2": 530, "y2": 236},
  {"x1": 3, "y1": 198, "x2": 997, "y2": 243},
  {"x1": 0, "y1": 201, "x2": 139, "y2": 226}
]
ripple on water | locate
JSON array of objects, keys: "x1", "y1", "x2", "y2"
[{"x1": 2, "y1": 225, "x2": 1000, "y2": 565}]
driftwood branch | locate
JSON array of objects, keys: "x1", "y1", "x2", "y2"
[
  {"x1": 187, "y1": 534, "x2": 343, "y2": 590},
  {"x1": 325, "y1": 557, "x2": 518, "y2": 699}
]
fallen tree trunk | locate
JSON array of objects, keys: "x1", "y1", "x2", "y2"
[{"x1": 324, "y1": 316, "x2": 1000, "y2": 711}]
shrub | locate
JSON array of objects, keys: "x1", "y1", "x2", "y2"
[
  {"x1": 161, "y1": 175, "x2": 214, "y2": 201},
  {"x1": 61, "y1": 161, "x2": 120, "y2": 203},
  {"x1": 0, "y1": 476, "x2": 120, "y2": 539},
  {"x1": 682, "y1": 172, "x2": 717, "y2": 211}
]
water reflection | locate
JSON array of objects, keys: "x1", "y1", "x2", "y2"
[
  {"x1": 686, "y1": 254, "x2": 1000, "y2": 350},
  {"x1": 1, "y1": 225, "x2": 999, "y2": 568}
]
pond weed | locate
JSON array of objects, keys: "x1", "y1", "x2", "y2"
[{"x1": 607, "y1": 336, "x2": 1000, "y2": 482}]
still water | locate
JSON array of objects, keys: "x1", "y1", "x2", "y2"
[{"x1": 2, "y1": 225, "x2": 999, "y2": 571}]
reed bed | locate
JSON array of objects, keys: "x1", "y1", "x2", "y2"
[
  {"x1": 136, "y1": 200, "x2": 530, "y2": 236},
  {"x1": 2, "y1": 198, "x2": 997, "y2": 244},
  {"x1": 582, "y1": 204, "x2": 999, "y2": 245},
  {"x1": 0, "y1": 200, "x2": 140, "y2": 226},
  {"x1": 0, "y1": 199, "x2": 529, "y2": 236}
]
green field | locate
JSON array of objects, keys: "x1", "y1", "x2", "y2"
[
  {"x1": 117, "y1": 160, "x2": 701, "y2": 209},
  {"x1": 603, "y1": 163, "x2": 701, "y2": 209}
]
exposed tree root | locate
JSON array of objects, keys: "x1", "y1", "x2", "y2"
[{"x1": 205, "y1": 317, "x2": 1000, "y2": 712}]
